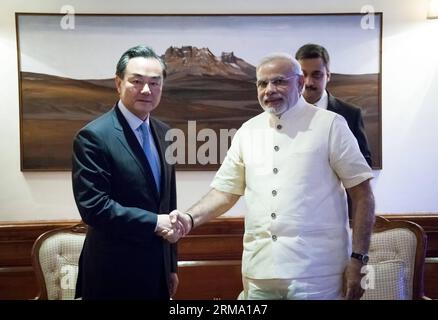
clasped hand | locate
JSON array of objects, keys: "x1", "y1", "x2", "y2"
[{"x1": 155, "y1": 210, "x2": 192, "y2": 243}]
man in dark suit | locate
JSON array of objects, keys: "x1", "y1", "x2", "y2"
[
  {"x1": 295, "y1": 44, "x2": 372, "y2": 167},
  {"x1": 72, "y1": 45, "x2": 180, "y2": 299},
  {"x1": 295, "y1": 44, "x2": 372, "y2": 218}
]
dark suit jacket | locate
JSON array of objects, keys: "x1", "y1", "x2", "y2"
[
  {"x1": 327, "y1": 92, "x2": 372, "y2": 167},
  {"x1": 72, "y1": 104, "x2": 177, "y2": 299}
]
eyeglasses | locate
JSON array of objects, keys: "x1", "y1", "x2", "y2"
[{"x1": 256, "y1": 75, "x2": 300, "y2": 89}]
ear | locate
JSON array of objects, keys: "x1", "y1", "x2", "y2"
[
  {"x1": 297, "y1": 75, "x2": 305, "y2": 92},
  {"x1": 326, "y1": 71, "x2": 331, "y2": 83},
  {"x1": 115, "y1": 76, "x2": 122, "y2": 94}
]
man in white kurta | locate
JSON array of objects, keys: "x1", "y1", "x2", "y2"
[
  {"x1": 212, "y1": 94, "x2": 372, "y2": 279},
  {"x1": 162, "y1": 53, "x2": 375, "y2": 300}
]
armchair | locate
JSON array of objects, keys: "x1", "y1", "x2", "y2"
[
  {"x1": 31, "y1": 223, "x2": 87, "y2": 299},
  {"x1": 361, "y1": 216, "x2": 428, "y2": 300}
]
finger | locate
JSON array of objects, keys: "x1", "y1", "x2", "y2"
[
  {"x1": 348, "y1": 286, "x2": 361, "y2": 300},
  {"x1": 170, "y1": 285, "x2": 177, "y2": 297},
  {"x1": 169, "y1": 283, "x2": 176, "y2": 297},
  {"x1": 157, "y1": 229, "x2": 168, "y2": 237},
  {"x1": 177, "y1": 215, "x2": 190, "y2": 235},
  {"x1": 345, "y1": 286, "x2": 353, "y2": 300},
  {"x1": 177, "y1": 220, "x2": 187, "y2": 235},
  {"x1": 342, "y1": 277, "x2": 347, "y2": 297},
  {"x1": 167, "y1": 235, "x2": 179, "y2": 244},
  {"x1": 169, "y1": 211, "x2": 178, "y2": 224}
]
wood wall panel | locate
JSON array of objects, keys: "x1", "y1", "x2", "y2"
[
  {"x1": 178, "y1": 235, "x2": 243, "y2": 261},
  {"x1": 175, "y1": 261, "x2": 243, "y2": 300},
  {"x1": 174, "y1": 219, "x2": 244, "y2": 299},
  {"x1": 424, "y1": 259, "x2": 438, "y2": 299},
  {"x1": 0, "y1": 214, "x2": 437, "y2": 300},
  {"x1": 0, "y1": 221, "x2": 77, "y2": 267},
  {"x1": 0, "y1": 266, "x2": 37, "y2": 299},
  {"x1": 0, "y1": 221, "x2": 76, "y2": 300},
  {"x1": 383, "y1": 215, "x2": 438, "y2": 257}
]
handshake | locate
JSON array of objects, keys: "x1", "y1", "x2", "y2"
[{"x1": 155, "y1": 210, "x2": 194, "y2": 243}]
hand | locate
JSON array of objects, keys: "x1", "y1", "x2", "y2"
[
  {"x1": 156, "y1": 214, "x2": 174, "y2": 233},
  {"x1": 343, "y1": 259, "x2": 366, "y2": 300},
  {"x1": 169, "y1": 273, "x2": 179, "y2": 298},
  {"x1": 156, "y1": 213, "x2": 182, "y2": 243},
  {"x1": 172, "y1": 210, "x2": 192, "y2": 236},
  {"x1": 157, "y1": 210, "x2": 193, "y2": 243}
]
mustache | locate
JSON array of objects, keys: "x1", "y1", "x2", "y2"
[{"x1": 304, "y1": 86, "x2": 318, "y2": 91}]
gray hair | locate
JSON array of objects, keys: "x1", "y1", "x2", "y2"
[
  {"x1": 116, "y1": 45, "x2": 167, "y2": 79},
  {"x1": 256, "y1": 53, "x2": 303, "y2": 76}
]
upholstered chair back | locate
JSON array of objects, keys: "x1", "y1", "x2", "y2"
[
  {"x1": 361, "y1": 216, "x2": 427, "y2": 300},
  {"x1": 32, "y1": 223, "x2": 87, "y2": 300}
]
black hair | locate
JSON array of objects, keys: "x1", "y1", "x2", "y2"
[
  {"x1": 295, "y1": 43, "x2": 330, "y2": 71},
  {"x1": 116, "y1": 45, "x2": 166, "y2": 78}
]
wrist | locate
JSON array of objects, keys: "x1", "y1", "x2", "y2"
[
  {"x1": 185, "y1": 212, "x2": 195, "y2": 229},
  {"x1": 155, "y1": 214, "x2": 164, "y2": 232},
  {"x1": 351, "y1": 252, "x2": 369, "y2": 264}
]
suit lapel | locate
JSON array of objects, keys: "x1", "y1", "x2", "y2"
[
  {"x1": 326, "y1": 91, "x2": 339, "y2": 113},
  {"x1": 112, "y1": 105, "x2": 160, "y2": 201}
]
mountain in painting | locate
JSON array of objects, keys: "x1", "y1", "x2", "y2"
[{"x1": 20, "y1": 46, "x2": 379, "y2": 170}]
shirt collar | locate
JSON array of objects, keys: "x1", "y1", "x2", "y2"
[
  {"x1": 117, "y1": 100, "x2": 150, "y2": 131},
  {"x1": 313, "y1": 90, "x2": 328, "y2": 109}
]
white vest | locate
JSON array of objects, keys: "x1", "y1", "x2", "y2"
[{"x1": 211, "y1": 97, "x2": 373, "y2": 279}]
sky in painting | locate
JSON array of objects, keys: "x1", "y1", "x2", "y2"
[{"x1": 18, "y1": 14, "x2": 381, "y2": 79}]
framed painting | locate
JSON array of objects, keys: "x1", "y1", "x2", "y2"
[{"x1": 16, "y1": 13, "x2": 382, "y2": 170}]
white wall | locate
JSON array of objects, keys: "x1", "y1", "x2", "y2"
[{"x1": 1, "y1": 0, "x2": 437, "y2": 222}]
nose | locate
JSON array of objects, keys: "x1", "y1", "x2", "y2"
[
  {"x1": 304, "y1": 75, "x2": 313, "y2": 87},
  {"x1": 141, "y1": 83, "x2": 151, "y2": 94},
  {"x1": 265, "y1": 81, "x2": 278, "y2": 94},
  {"x1": 304, "y1": 75, "x2": 316, "y2": 88}
]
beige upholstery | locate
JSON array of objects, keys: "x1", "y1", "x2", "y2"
[
  {"x1": 237, "y1": 217, "x2": 427, "y2": 300},
  {"x1": 32, "y1": 223, "x2": 87, "y2": 300},
  {"x1": 361, "y1": 216, "x2": 427, "y2": 300}
]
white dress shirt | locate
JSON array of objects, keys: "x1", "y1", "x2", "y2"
[
  {"x1": 211, "y1": 96, "x2": 373, "y2": 279},
  {"x1": 117, "y1": 101, "x2": 160, "y2": 172},
  {"x1": 313, "y1": 90, "x2": 328, "y2": 109}
]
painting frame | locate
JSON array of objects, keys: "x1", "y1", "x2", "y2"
[{"x1": 15, "y1": 12, "x2": 382, "y2": 171}]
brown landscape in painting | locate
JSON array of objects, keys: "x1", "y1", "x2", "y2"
[{"x1": 20, "y1": 46, "x2": 380, "y2": 170}]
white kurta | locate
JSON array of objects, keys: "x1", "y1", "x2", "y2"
[{"x1": 211, "y1": 97, "x2": 373, "y2": 279}]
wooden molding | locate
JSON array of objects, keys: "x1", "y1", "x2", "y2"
[
  {"x1": 381, "y1": 214, "x2": 438, "y2": 257},
  {"x1": 1, "y1": 214, "x2": 438, "y2": 299}
]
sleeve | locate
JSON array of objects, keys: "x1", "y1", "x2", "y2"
[
  {"x1": 328, "y1": 115, "x2": 374, "y2": 189},
  {"x1": 352, "y1": 108, "x2": 373, "y2": 167},
  {"x1": 72, "y1": 128, "x2": 158, "y2": 243},
  {"x1": 210, "y1": 128, "x2": 246, "y2": 195}
]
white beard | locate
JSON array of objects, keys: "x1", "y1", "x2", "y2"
[{"x1": 263, "y1": 102, "x2": 289, "y2": 117}]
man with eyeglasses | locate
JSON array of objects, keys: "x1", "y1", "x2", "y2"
[{"x1": 161, "y1": 53, "x2": 375, "y2": 300}]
